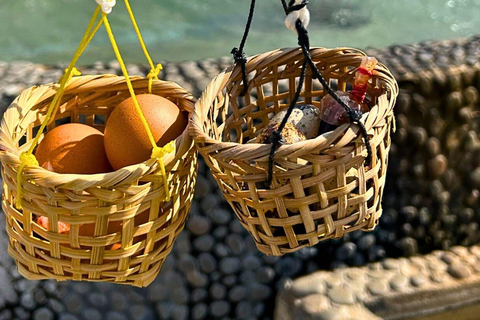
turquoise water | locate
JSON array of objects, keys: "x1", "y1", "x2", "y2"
[{"x1": 1, "y1": 0, "x2": 480, "y2": 64}]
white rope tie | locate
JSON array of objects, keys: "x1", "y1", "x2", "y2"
[
  {"x1": 95, "y1": 0, "x2": 116, "y2": 14},
  {"x1": 285, "y1": 0, "x2": 310, "y2": 34}
]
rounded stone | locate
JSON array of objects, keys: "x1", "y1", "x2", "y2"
[
  {"x1": 210, "y1": 301, "x2": 230, "y2": 318},
  {"x1": 186, "y1": 271, "x2": 209, "y2": 288},
  {"x1": 228, "y1": 285, "x2": 247, "y2": 302},
  {"x1": 448, "y1": 263, "x2": 472, "y2": 279},
  {"x1": 335, "y1": 243, "x2": 357, "y2": 261},
  {"x1": 198, "y1": 253, "x2": 217, "y2": 273},
  {"x1": 390, "y1": 275, "x2": 409, "y2": 291},
  {"x1": 59, "y1": 315, "x2": 79, "y2": 320},
  {"x1": 155, "y1": 302, "x2": 173, "y2": 320},
  {"x1": 82, "y1": 309, "x2": 102, "y2": 320},
  {"x1": 226, "y1": 234, "x2": 245, "y2": 255},
  {"x1": 324, "y1": 273, "x2": 343, "y2": 288},
  {"x1": 214, "y1": 243, "x2": 231, "y2": 258},
  {"x1": 242, "y1": 255, "x2": 262, "y2": 271},
  {"x1": 429, "y1": 154, "x2": 448, "y2": 178},
  {"x1": 193, "y1": 235, "x2": 215, "y2": 252},
  {"x1": 431, "y1": 270, "x2": 448, "y2": 283},
  {"x1": 367, "y1": 280, "x2": 389, "y2": 296},
  {"x1": 64, "y1": 293, "x2": 83, "y2": 314},
  {"x1": 13, "y1": 307, "x2": 30, "y2": 320},
  {"x1": 88, "y1": 291, "x2": 109, "y2": 308},
  {"x1": 33, "y1": 308, "x2": 54, "y2": 320},
  {"x1": 250, "y1": 283, "x2": 272, "y2": 301},
  {"x1": 357, "y1": 235, "x2": 376, "y2": 251},
  {"x1": 235, "y1": 301, "x2": 253, "y2": 318},
  {"x1": 0, "y1": 310, "x2": 12, "y2": 320},
  {"x1": 223, "y1": 275, "x2": 237, "y2": 287},
  {"x1": 172, "y1": 287, "x2": 189, "y2": 305},
  {"x1": 172, "y1": 305, "x2": 189, "y2": 320},
  {"x1": 191, "y1": 288, "x2": 208, "y2": 303},
  {"x1": 328, "y1": 286, "x2": 355, "y2": 305},
  {"x1": 187, "y1": 215, "x2": 212, "y2": 236},
  {"x1": 210, "y1": 283, "x2": 227, "y2": 300},
  {"x1": 220, "y1": 257, "x2": 241, "y2": 275},
  {"x1": 106, "y1": 312, "x2": 129, "y2": 320},
  {"x1": 383, "y1": 259, "x2": 400, "y2": 270},
  {"x1": 291, "y1": 276, "x2": 325, "y2": 297},
  {"x1": 299, "y1": 294, "x2": 331, "y2": 315},
  {"x1": 208, "y1": 208, "x2": 231, "y2": 225},
  {"x1": 411, "y1": 275, "x2": 428, "y2": 287},
  {"x1": 192, "y1": 303, "x2": 208, "y2": 320},
  {"x1": 274, "y1": 257, "x2": 302, "y2": 277},
  {"x1": 20, "y1": 292, "x2": 36, "y2": 310},
  {"x1": 178, "y1": 255, "x2": 198, "y2": 274},
  {"x1": 256, "y1": 266, "x2": 275, "y2": 284}
]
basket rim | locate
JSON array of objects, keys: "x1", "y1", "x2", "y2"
[
  {"x1": 189, "y1": 46, "x2": 399, "y2": 159},
  {"x1": 0, "y1": 74, "x2": 196, "y2": 189}
]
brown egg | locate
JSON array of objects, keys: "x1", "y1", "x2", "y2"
[
  {"x1": 104, "y1": 94, "x2": 188, "y2": 170},
  {"x1": 35, "y1": 123, "x2": 112, "y2": 174}
]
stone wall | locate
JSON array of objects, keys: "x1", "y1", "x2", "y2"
[{"x1": 0, "y1": 36, "x2": 479, "y2": 320}]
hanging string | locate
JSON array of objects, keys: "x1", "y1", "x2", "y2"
[
  {"x1": 102, "y1": 13, "x2": 174, "y2": 201},
  {"x1": 124, "y1": 0, "x2": 163, "y2": 94},
  {"x1": 293, "y1": 20, "x2": 373, "y2": 165},
  {"x1": 265, "y1": 0, "x2": 373, "y2": 186},
  {"x1": 231, "y1": 0, "x2": 256, "y2": 96},
  {"x1": 267, "y1": 60, "x2": 307, "y2": 186},
  {"x1": 16, "y1": 6, "x2": 103, "y2": 209}
]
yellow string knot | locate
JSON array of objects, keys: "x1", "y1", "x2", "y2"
[
  {"x1": 19, "y1": 152, "x2": 39, "y2": 167},
  {"x1": 16, "y1": 152, "x2": 39, "y2": 209},
  {"x1": 147, "y1": 63, "x2": 163, "y2": 93},
  {"x1": 151, "y1": 141, "x2": 175, "y2": 202},
  {"x1": 59, "y1": 67, "x2": 82, "y2": 84}
]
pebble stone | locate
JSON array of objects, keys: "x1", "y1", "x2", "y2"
[
  {"x1": 228, "y1": 286, "x2": 247, "y2": 302},
  {"x1": 32, "y1": 308, "x2": 54, "y2": 320},
  {"x1": 411, "y1": 275, "x2": 428, "y2": 287},
  {"x1": 198, "y1": 253, "x2": 217, "y2": 273},
  {"x1": 367, "y1": 280, "x2": 389, "y2": 296},
  {"x1": 328, "y1": 286, "x2": 355, "y2": 305},
  {"x1": 210, "y1": 300, "x2": 230, "y2": 318},
  {"x1": 390, "y1": 275, "x2": 410, "y2": 291},
  {"x1": 193, "y1": 235, "x2": 215, "y2": 252},
  {"x1": 192, "y1": 303, "x2": 208, "y2": 320},
  {"x1": 447, "y1": 263, "x2": 472, "y2": 279}
]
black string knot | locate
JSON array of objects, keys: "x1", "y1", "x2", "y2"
[
  {"x1": 231, "y1": 47, "x2": 247, "y2": 64},
  {"x1": 286, "y1": 0, "x2": 309, "y2": 14},
  {"x1": 347, "y1": 108, "x2": 363, "y2": 124}
]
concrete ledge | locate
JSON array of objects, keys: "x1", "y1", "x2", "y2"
[{"x1": 276, "y1": 246, "x2": 480, "y2": 319}]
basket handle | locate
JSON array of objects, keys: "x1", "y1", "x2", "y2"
[{"x1": 16, "y1": 2, "x2": 174, "y2": 210}]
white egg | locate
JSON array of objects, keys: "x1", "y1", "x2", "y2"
[{"x1": 270, "y1": 104, "x2": 321, "y2": 139}]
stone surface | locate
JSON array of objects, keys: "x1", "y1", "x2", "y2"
[{"x1": 0, "y1": 36, "x2": 480, "y2": 320}]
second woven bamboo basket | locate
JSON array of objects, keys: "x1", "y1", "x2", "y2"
[
  {"x1": 0, "y1": 74, "x2": 197, "y2": 286},
  {"x1": 190, "y1": 47, "x2": 398, "y2": 256}
]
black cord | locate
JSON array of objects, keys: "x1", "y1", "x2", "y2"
[
  {"x1": 294, "y1": 20, "x2": 373, "y2": 166},
  {"x1": 265, "y1": 0, "x2": 373, "y2": 186},
  {"x1": 231, "y1": 0, "x2": 256, "y2": 96},
  {"x1": 267, "y1": 59, "x2": 307, "y2": 186}
]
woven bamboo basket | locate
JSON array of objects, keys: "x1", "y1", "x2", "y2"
[
  {"x1": 0, "y1": 74, "x2": 197, "y2": 286},
  {"x1": 190, "y1": 47, "x2": 398, "y2": 256}
]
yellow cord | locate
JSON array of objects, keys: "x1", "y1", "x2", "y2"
[
  {"x1": 124, "y1": 0, "x2": 163, "y2": 93},
  {"x1": 15, "y1": 153, "x2": 38, "y2": 209},
  {"x1": 102, "y1": 13, "x2": 173, "y2": 201},
  {"x1": 147, "y1": 63, "x2": 163, "y2": 93},
  {"x1": 15, "y1": 6, "x2": 103, "y2": 209}
]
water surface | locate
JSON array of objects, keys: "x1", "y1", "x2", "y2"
[{"x1": 1, "y1": 0, "x2": 479, "y2": 64}]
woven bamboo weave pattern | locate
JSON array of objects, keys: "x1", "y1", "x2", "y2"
[
  {"x1": 190, "y1": 47, "x2": 398, "y2": 256},
  {"x1": 0, "y1": 75, "x2": 197, "y2": 287}
]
